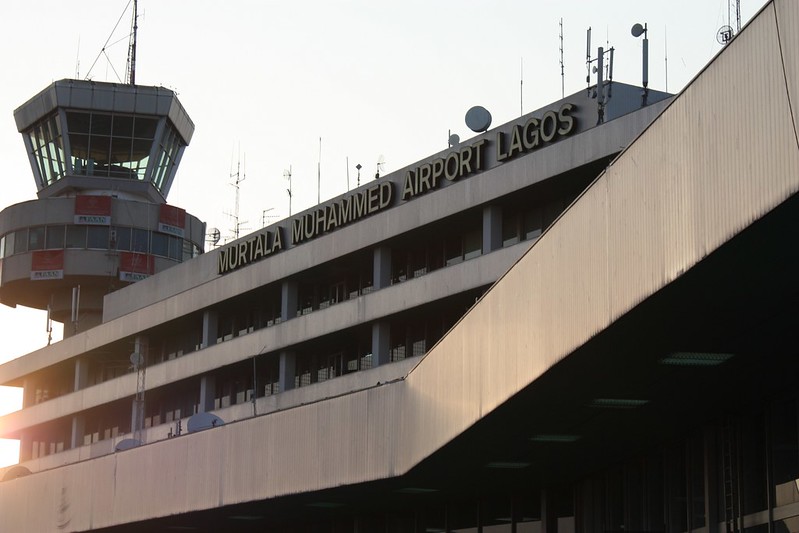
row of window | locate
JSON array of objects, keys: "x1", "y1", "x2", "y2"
[
  {"x1": 0, "y1": 225, "x2": 201, "y2": 262},
  {"x1": 23, "y1": 110, "x2": 184, "y2": 191}
]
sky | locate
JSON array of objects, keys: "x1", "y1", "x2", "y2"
[{"x1": 0, "y1": 0, "x2": 762, "y2": 467}]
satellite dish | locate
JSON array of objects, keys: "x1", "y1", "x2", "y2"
[
  {"x1": 115, "y1": 438, "x2": 142, "y2": 452},
  {"x1": 465, "y1": 106, "x2": 492, "y2": 133},
  {"x1": 717, "y1": 25, "x2": 734, "y2": 45},
  {"x1": 130, "y1": 351, "x2": 143, "y2": 369},
  {"x1": 207, "y1": 228, "x2": 221, "y2": 246},
  {"x1": 1, "y1": 465, "x2": 32, "y2": 482},
  {"x1": 448, "y1": 133, "x2": 460, "y2": 147},
  {"x1": 631, "y1": 23, "x2": 645, "y2": 37},
  {"x1": 187, "y1": 412, "x2": 225, "y2": 433}
]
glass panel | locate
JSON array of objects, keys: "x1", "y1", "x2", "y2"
[
  {"x1": 134, "y1": 117, "x2": 158, "y2": 139},
  {"x1": 65, "y1": 226, "x2": 86, "y2": 248},
  {"x1": 28, "y1": 227, "x2": 45, "y2": 251},
  {"x1": 113, "y1": 227, "x2": 131, "y2": 251},
  {"x1": 86, "y1": 226, "x2": 109, "y2": 249},
  {"x1": 151, "y1": 232, "x2": 168, "y2": 257},
  {"x1": 66, "y1": 112, "x2": 91, "y2": 133},
  {"x1": 112, "y1": 115, "x2": 133, "y2": 136},
  {"x1": 90, "y1": 135, "x2": 112, "y2": 175},
  {"x1": 168, "y1": 236, "x2": 181, "y2": 260},
  {"x1": 45, "y1": 226, "x2": 65, "y2": 249},
  {"x1": 110, "y1": 137, "x2": 133, "y2": 178},
  {"x1": 131, "y1": 139, "x2": 151, "y2": 180},
  {"x1": 131, "y1": 229, "x2": 149, "y2": 253},
  {"x1": 90, "y1": 114, "x2": 112, "y2": 135}
]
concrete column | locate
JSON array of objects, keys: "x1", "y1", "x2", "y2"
[
  {"x1": 199, "y1": 375, "x2": 216, "y2": 413},
  {"x1": 17, "y1": 432, "x2": 32, "y2": 462},
  {"x1": 541, "y1": 489, "x2": 557, "y2": 533},
  {"x1": 482, "y1": 205, "x2": 503, "y2": 254},
  {"x1": 278, "y1": 351, "x2": 296, "y2": 392},
  {"x1": 202, "y1": 309, "x2": 218, "y2": 349},
  {"x1": 373, "y1": 246, "x2": 392, "y2": 289},
  {"x1": 73, "y1": 357, "x2": 89, "y2": 391},
  {"x1": 21, "y1": 378, "x2": 34, "y2": 409},
  {"x1": 281, "y1": 281, "x2": 298, "y2": 321},
  {"x1": 372, "y1": 321, "x2": 391, "y2": 367},
  {"x1": 70, "y1": 415, "x2": 85, "y2": 449}
]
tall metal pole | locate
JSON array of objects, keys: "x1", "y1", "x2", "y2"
[{"x1": 126, "y1": 0, "x2": 138, "y2": 85}]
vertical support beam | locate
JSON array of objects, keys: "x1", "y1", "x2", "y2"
[
  {"x1": 70, "y1": 414, "x2": 85, "y2": 449},
  {"x1": 278, "y1": 350, "x2": 296, "y2": 392},
  {"x1": 483, "y1": 205, "x2": 503, "y2": 254},
  {"x1": 542, "y1": 489, "x2": 557, "y2": 533},
  {"x1": 73, "y1": 356, "x2": 89, "y2": 391},
  {"x1": 373, "y1": 246, "x2": 392, "y2": 290},
  {"x1": 281, "y1": 280, "x2": 298, "y2": 322},
  {"x1": 18, "y1": 432, "x2": 32, "y2": 462},
  {"x1": 202, "y1": 309, "x2": 218, "y2": 349},
  {"x1": 705, "y1": 426, "x2": 720, "y2": 533},
  {"x1": 372, "y1": 321, "x2": 391, "y2": 367},
  {"x1": 131, "y1": 335, "x2": 148, "y2": 444},
  {"x1": 199, "y1": 375, "x2": 216, "y2": 413}
]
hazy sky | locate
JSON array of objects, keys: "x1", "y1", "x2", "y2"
[{"x1": 0, "y1": 0, "x2": 763, "y2": 464}]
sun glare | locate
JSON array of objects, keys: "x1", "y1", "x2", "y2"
[{"x1": 0, "y1": 385, "x2": 23, "y2": 467}]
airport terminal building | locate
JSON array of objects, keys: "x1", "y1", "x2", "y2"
[{"x1": 1, "y1": 1, "x2": 799, "y2": 531}]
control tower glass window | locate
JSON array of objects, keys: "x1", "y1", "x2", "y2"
[
  {"x1": 153, "y1": 124, "x2": 182, "y2": 192},
  {"x1": 66, "y1": 111, "x2": 159, "y2": 181},
  {"x1": 28, "y1": 113, "x2": 67, "y2": 187}
]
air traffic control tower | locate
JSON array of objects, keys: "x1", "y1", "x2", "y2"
[{"x1": 0, "y1": 79, "x2": 205, "y2": 336}]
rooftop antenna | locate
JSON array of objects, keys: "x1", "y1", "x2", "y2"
[
  {"x1": 75, "y1": 36, "x2": 81, "y2": 79},
  {"x1": 559, "y1": 19, "x2": 565, "y2": 99},
  {"x1": 735, "y1": 0, "x2": 741, "y2": 33},
  {"x1": 317, "y1": 137, "x2": 322, "y2": 204},
  {"x1": 346, "y1": 156, "x2": 350, "y2": 190},
  {"x1": 261, "y1": 208, "x2": 276, "y2": 227},
  {"x1": 585, "y1": 26, "x2": 592, "y2": 95},
  {"x1": 356, "y1": 163, "x2": 362, "y2": 187},
  {"x1": 125, "y1": 0, "x2": 138, "y2": 84},
  {"x1": 84, "y1": 2, "x2": 135, "y2": 82},
  {"x1": 284, "y1": 166, "x2": 293, "y2": 216},
  {"x1": 665, "y1": 27, "x2": 668, "y2": 93},
  {"x1": 448, "y1": 130, "x2": 460, "y2": 148},
  {"x1": 520, "y1": 57, "x2": 524, "y2": 116},
  {"x1": 375, "y1": 155, "x2": 386, "y2": 179},
  {"x1": 631, "y1": 23, "x2": 649, "y2": 105},
  {"x1": 227, "y1": 149, "x2": 247, "y2": 240}
]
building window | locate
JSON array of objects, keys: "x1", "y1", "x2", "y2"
[
  {"x1": 66, "y1": 225, "x2": 87, "y2": 248},
  {"x1": 26, "y1": 227, "x2": 45, "y2": 251},
  {"x1": 86, "y1": 226, "x2": 110, "y2": 249},
  {"x1": 45, "y1": 225, "x2": 65, "y2": 249}
]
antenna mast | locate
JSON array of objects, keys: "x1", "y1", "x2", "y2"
[
  {"x1": 559, "y1": 19, "x2": 565, "y2": 98},
  {"x1": 520, "y1": 57, "x2": 524, "y2": 116},
  {"x1": 125, "y1": 0, "x2": 138, "y2": 85},
  {"x1": 228, "y1": 151, "x2": 246, "y2": 240},
  {"x1": 284, "y1": 166, "x2": 293, "y2": 216}
]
